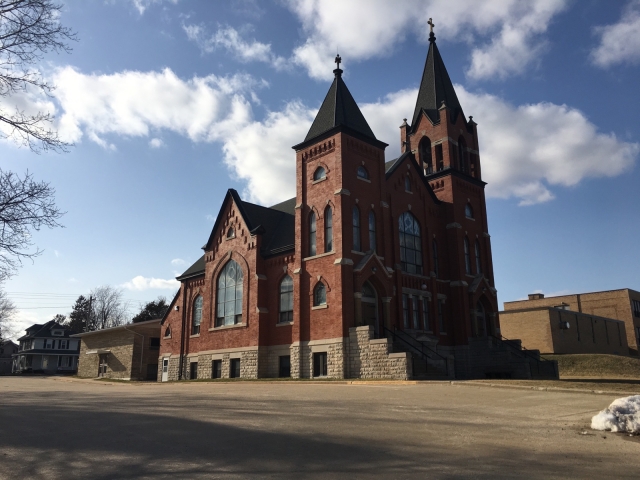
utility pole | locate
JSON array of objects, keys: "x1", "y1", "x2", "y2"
[{"x1": 86, "y1": 295, "x2": 93, "y2": 332}]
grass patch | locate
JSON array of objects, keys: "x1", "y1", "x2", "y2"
[{"x1": 541, "y1": 354, "x2": 640, "y2": 379}]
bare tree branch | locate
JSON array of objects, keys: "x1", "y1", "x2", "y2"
[
  {"x1": 0, "y1": 168, "x2": 64, "y2": 281},
  {"x1": 0, "y1": 287, "x2": 16, "y2": 340},
  {"x1": 0, "y1": 0, "x2": 76, "y2": 152},
  {"x1": 89, "y1": 286, "x2": 131, "y2": 331}
]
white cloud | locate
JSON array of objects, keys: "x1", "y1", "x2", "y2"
[
  {"x1": 590, "y1": 0, "x2": 640, "y2": 68},
  {"x1": 132, "y1": 0, "x2": 179, "y2": 15},
  {"x1": 53, "y1": 66, "x2": 259, "y2": 147},
  {"x1": 121, "y1": 275, "x2": 180, "y2": 291},
  {"x1": 205, "y1": 214, "x2": 216, "y2": 222},
  {"x1": 284, "y1": 0, "x2": 569, "y2": 81},
  {"x1": 53, "y1": 250, "x2": 61, "y2": 258},
  {"x1": 149, "y1": 137, "x2": 164, "y2": 148},
  {"x1": 183, "y1": 24, "x2": 288, "y2": 69},
  {"x1": 170, "y1": 258, "x2": 186, "y2": 266}
]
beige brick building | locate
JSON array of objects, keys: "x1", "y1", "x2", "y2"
[
  {"x1": 501, "y1": 289, "x2": 640, "y2": 355},
  {"x1": 74, "y1": 319, "x2": 161, "y2": 380}
]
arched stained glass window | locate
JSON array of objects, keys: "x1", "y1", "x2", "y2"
[
  {"x1": 313, "y1": 283, "x2": 326, "y2": 306},
  {"x1": 368, "y1": 211, "x2": 376, "y2": 252},
  {"x1": 464, "y1": 237, "x2": 471, "y2": 275},
  {"x1": 313, "y1": 167, "x2": 326, "y2": 181},
  {"x1": 475, "y1": 240, "x2": 482, "y2": 274},
  {"x1": 309, "y1": 211, "x2": 316, "y2": 257},
  {"x1": 357, "y1": 166, "x2": 369, "y2": 179},
  {"x1": 216, "y1": 260, "x2": 244, "y2": 327},
  {"x1": 324, "y1": 207, "x2": 333, "y2": 252},
  {"x1": 353, "y1": 206, "x2": 361, "y2": 251},
  {"x1": 192, "y1": 296, "x2": 203, "y2": 335},
  {"x1": 399, "y1": 212, "x2": 423, "y2": 274},
  {"x1": 279, "y1": 275, "x2": 293, "y2": 323}
]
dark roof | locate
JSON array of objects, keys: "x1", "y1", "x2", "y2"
[
  {"x1": 411, "y1": 32, "x2": 463, "y2": 128},
  {"x1": 176, "y1": 256, "x2": 206, "y2": 281},
  {"x1": 17, "y1": 320, "x2": 76, "y2": 341},
  {"x1": 304, "y1": 67, "x2": 377, "y2": 144},
  {"x1": 269, "y1": 197, "x2": 296, "y2": 215}
]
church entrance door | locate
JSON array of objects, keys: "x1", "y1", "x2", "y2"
[{"x1": 362, "y1": 281, "x2": 379, "y2": 338}]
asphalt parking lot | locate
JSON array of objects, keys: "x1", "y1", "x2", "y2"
[{"x1": 1, "y1": 377, "x2": 638, "y2": 479}]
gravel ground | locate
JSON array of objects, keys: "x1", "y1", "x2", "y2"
[{"x1": 1, "y1": 376, "x2": 638, "y2": 479}]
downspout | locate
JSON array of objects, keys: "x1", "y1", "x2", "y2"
[{"x1": 123, "y1": 326, "x2": 144, "y2": 380}]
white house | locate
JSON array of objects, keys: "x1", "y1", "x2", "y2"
[{"x1": 12, "y1": 320, "x2": 80, "y2": 374}]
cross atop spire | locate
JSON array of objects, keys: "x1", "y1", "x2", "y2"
[{"x1": 428, "y1": 18, "x2": 435, "y2": 34}]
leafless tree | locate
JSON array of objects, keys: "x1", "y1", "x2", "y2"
[
  {"x1": 0, "y1": 168, "x2": 64, "y2": 282},
  {"x1": 89, "y1": 286, "x2": 130, "y2": 331},
  {"x1": 0, "y1": 0, "x2": 76, "y2": 152},
  {"x1": 0, "y1": 288, "x2": 16, "y2": 340}
]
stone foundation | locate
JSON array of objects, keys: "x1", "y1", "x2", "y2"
[{"x1": 347, "y1": 326, "x2": 411, "y2": 380}]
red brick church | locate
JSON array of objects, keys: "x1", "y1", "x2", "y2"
[{"x1": 158, "y1": 27, "x2": 557, "y2": 381}]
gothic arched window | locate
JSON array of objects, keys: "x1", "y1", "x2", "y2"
[
  {"x1": 404, "y1": 176, "x2": 412, "y2": 192},
  {"x1": 215, "y1": 260, "x2": 244, "y2": 327},
  {"x1": 399, "y1": 212, "x2": 423, "y2": 274},
  {"x1": 352, "y1": 206, "x2": 361, "y2": 251},
  {"x1": 313, "y1": 283, "x2": 326, "y2": 306},
  {"x1": 464, "y1": 237, "x2": 471, "y2": 275},
  {"x1": 475, "y1": 240, "x2": 482, "y2": 274},
  {"x1": 465, "y1": 204, "x2": 474, "y2": 219},
  {"x1": 368, "y1": 211, "x2": 376, "y2": 252},
  {"x1": 432, "y1": 239, "x2": 439, "y2": 277},
  {"x1": 226, "y1": 227, "x2": 235, "y2": 238},
  {"x1": 164, "y1": 325, "x2": 171, "y2": 338},
  {"x1": 324, "y1": 206, "x2": 333, "y2": 252},
  {"x1": 192, "y1": 296, "x2": 203, "y2": 335},
  {"x1": 279, "y1": 275, "x2": 293, "y2": 323},
  {"x1": 309, "y1": 211, "x2": 317, "y2": 257},
  {"x1": 420, "y1": 137, "x2": 433, "y2": 174},
  {"x1": 458, "y1": 137, "x2": 468, "y2": 174},
  {"x1": 313, "y1": 166, "x2": 326, "y2": 181},
  {"x1": 357, "y1": 166, "x2": 369, "y2": 180}
]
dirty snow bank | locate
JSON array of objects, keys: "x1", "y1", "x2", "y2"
[{"x1": 591, "y1": 395, "x2": 640, "y2": 434}]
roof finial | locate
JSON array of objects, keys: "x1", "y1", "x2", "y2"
[
  {"x1": 334, "y1": 53, "x2": 343, "y2": 77},
  {"x1": 428, "y1": 18, "x2": 436, "y2": 42}
]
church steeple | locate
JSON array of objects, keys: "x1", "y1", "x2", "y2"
[
  {"x1": 411, "y1": 22, "x2": 463, "y2": 128},
  {"x1": 304, "y1": 55, "x2": 377, "y2": 143}
]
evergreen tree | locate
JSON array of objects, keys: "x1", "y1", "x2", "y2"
[{"x1": 132, "y1": 297, "x2": 169, "y2": 323}]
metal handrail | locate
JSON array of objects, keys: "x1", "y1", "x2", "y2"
[
  {"x1": 492, "y1": 334, "x2": 553, "y2": 364},
  {"x1": 390, "y1": 327, "x2": 447, "y2": 362},
  {"x1": 384, "y1": 326, "x2": 449, "y2": 376}
]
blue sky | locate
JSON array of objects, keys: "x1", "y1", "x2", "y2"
[{"x1": 3, "y1": 0, "x2": 640, "y2": 338}]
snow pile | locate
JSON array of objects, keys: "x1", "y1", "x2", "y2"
[{"x1": 591, "y1": 395, "x2": 640, "y2": 434}]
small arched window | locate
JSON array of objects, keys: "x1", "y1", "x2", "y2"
[
  {"x1": 192, "y1": 296, "x2": 203, "y2": 335},
  {"x1": 420, "y1": 137, "x2": 433, "y2": 174},
  {"x1": 352, "y1": 206, "x2": 361, "y2": 251},
  {"x1": 313, "y1": 166, "x2": 326, "y2": 181},
  {"x1": 309, "y1": 211, "x2": 317, "y2": 257},
  {"x1": 313, "y1": 283, "x2": 326, "y2": 306},
  {"x1": 432, "y1": 239, "x2": 439, "y2": 277},
  {"x1": 324, "y1": 206, "x2": 333, "y2": 252},
  {"x1": 227, "y1": 227, "x2": 235, "y2": 238},
  {"x1": 464, "y1": 237, "x2": 471, "y2": 275},
  {"x1": 216, "y1": 260, "x2": 244, "y2": 327},
  {"x1": 368, "y1": 211, "x2": 376, "y2": 252},
  {"x1": 164, "y1": 326, "x2": 171, "y2": 338},
  {"x1": 399, "y1": 212, "x2": 423, "y2": 274},
  {"x1": 279, "y1": 275, "x2": 293, "y2": 323},
  {"x1": 357, "y1": 166, "x2": 369, "y2": 180},
  {"x1": 475, "y1": 240, "x2": 482, "y2": 274},
  {"x1": 404, "y1": 176, "x2": 412, "y2": 192},
  {"x1": 465, "y1": 204, "x2": 474, "y2": 219}
]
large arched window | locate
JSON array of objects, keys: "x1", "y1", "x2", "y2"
[
  {"x1": 475, "y1": 240, "x2": 482, "y2": 274},
  {"x1": 420, "y1": 136, "x2": 433, "y2": 174},
  {"x1": 192, "y1": 295, "x2": 203, "y2": 335},
  {"x1": 324, "y1": 206, "x2": 333, "y2": 252},
  {"x1": 464, "y1": 237, "x2": 471, "y2": 274},
  {"x1": 313, "y1": 166, "x2": 326, "y2": 181},
  {"x1": 279, "y1": 275, "x2": 293, "y2": 323},
  {"x1": 458, "y1": 137, "x2": 468, "y2": 173},
  {"x1": 368, "y1": 211, "x2": 376, "y2": 252},
  {"x1": 352, "y1": 206, "x2": 361, "y2": 251},
  {"x1": 399, "y1": 212, "x2": 423, "y2": 274},
  {"x1": 432, "y1": 239, "x2": 439, "y2": 277},
  {"x1": 215, "y1": 260, "x2": 244, "y2": 327},
  {"x1": 313, "y1": 282, "x2": 326, "y2": 306},
  {"x1": 309, "y1": 211, "x2": 316, "y2": 257}
]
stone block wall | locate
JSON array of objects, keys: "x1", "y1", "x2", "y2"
[{"x1": 347, "y1": 326, "x2": 410, "y2": 379}]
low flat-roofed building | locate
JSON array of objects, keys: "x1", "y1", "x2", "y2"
[
  {"x1": 73, "y1": 319, "x2": 161, "y2": 381},
  {"x1": 499, "y1": 306, "x2": 628, "y2": 356},
  {"x1": 503, "y1": 289, "x2": 640, "y2": 355}
]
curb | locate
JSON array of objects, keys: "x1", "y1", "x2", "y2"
[{"x1": 449, "y1": 380, "x2": 639, "y2": 397}]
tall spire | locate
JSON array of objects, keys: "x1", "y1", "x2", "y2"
[
  {"x1": 411, "y1": 21, "x2": 463, "y2": 128},
  {"x1": 303, "y1": 56, "x2": 377, "y2": 143}
]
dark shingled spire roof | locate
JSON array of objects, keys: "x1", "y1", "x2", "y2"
[
  {"x1": 411, "y1": 31, "x2": 463, "y2": 127},
  {"x1": 304, "y1": 60, "x2": 377, "y2": 143}
]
